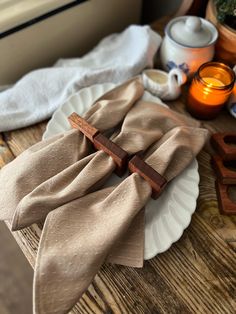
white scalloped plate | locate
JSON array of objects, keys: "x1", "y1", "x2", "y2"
[{"x1": 43, "y1": 83, "x2": 199, "y2": 260}]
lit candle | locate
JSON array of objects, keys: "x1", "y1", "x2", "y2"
[{"x1": 187, "y1": 62, "x2": 235, "y2": 119}]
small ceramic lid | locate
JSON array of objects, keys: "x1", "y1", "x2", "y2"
[{"x1": 166, "y1": 16, "x2": 218, "y2": 48}]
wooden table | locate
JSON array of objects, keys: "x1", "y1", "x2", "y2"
[{"x1": 1, "y1": 21, "x2": 236, "y2": 314}]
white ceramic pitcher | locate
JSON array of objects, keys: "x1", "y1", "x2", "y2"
[{"x1": 142, "y1": 68, "x2": 187, "y2": 101}]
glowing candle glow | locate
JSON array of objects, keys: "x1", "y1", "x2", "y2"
[{"x1": 187, "y1": 62, "x2": 235, "y2": 119}]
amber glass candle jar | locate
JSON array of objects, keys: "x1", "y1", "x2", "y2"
[{"x1": 187, "y1": 62, "x2": 235, "y2": 119}]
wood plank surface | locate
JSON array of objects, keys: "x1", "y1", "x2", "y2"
[
  {"x1": 0, "y1": 133, "x2": 14, "y2": 166},
  {"x1": 169, "y1": 98, "x2": 236, "y2": 254},
  {"x1": 1, "y1": 102, "x2": 236, "y2": 314},
  {"x1": 1, "y1": 19, "x2": 236, "y2": 314}
]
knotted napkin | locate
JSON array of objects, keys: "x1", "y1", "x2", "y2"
[
  {"x1": 0, "y1": 75, "x2": 193, "y2": 267},
  {"x1": 0, "y1": 78, "x2": 143, "y2": 224},
  {"x1": 0, "y1": 76, "x2": 209, "y2": 314},
  {"x1": 13, "y1": 101, "x2": 199, "y2": 232},
  {"x1": 33, "y1": 125, "x2": 209, "y2": 314},
  {"x1": 0, "y1": 78, "x2": 201, "y2": 272}
]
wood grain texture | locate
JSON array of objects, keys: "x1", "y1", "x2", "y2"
[
  {"x1": 168, "y1": 100, "x2": 236, "y2": 255},
  {"x1": 68, "y1": 112, "x2": 99, "y2": 141},
  {"x1": 215, "y1": 181, "x2": 236, "y2": 215},
  {"x1": 3, "y1": 122, "x2": 47, "y2": 155},
  {"x1": 211, "y1": 155, "x2": 236, "y2": 184},
  {"x1": 211, "y1": 133, "x2": 236, "y2": 161},
  {"x1": 68, "y1": 113, "x2": 128, "y2": 176},
  {"x1": 0, "y1": 133, "x2": 14, "y2": 167},
  {"x1": 128, "y1": 154, "x2": 167, "y2": 199},
  {"x1": 0, "y1": 19, "x2": 236, "y2": 314},
  {"x1": 93, "y1": 133, "x2": 128, "y2": 177},
  {"x1": 1, "y1": 108, "x2": 236, "y2": 314}
]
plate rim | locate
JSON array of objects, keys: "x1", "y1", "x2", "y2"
[
  {"x1": 43, "y1": 83, "x2": 116, "y2": 140},
  {"x1": 144, "y1": 158, "x2": 199, "y2": 260}
]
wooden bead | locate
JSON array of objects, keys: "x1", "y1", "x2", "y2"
[
  {"x1": 93, "y1": 133, "x2": 128, "y2": 177},
  {"x1": 211, "y1": 133, "x2": 236, "y2": 161},
  {"x1": 68, "y1": 113, "x2": 128, "y2": 176},
  {"x1": 211, "y1": 155, "x2": 236, "y2": 184},
  {"x1": 68, "y1": 112, "x2": 99, "y2": 141},
  {"x1": 128, "y1": 155, "x2": 167, "y2": 199},
  {"x1": 215, "y1": 180, "x2": 236, "y2": 215}
]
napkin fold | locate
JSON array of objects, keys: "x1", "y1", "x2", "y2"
[
  {"x1": 13, "y1": 101, "x2": 199, "y2": 231},
  {"x1": 0, "y1": 78, "x2": 143, "y2": 223},
  {"x1": 12, "y1": 101, "x2": 201, "y2": 267},
  {"x1": 0, "y1": 25, "x2": 162, "y2": 132},
  {"x1": 33, "y1": 125, "x2": 209, "y2": 314},
  {"x1": 0, "y1": 71, "x2": 204, "y2": 266},
  {"x1": 0, "y1": 75, "x2": 209, "y2": 314}
]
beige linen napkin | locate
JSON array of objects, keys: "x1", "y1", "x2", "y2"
[
  {"x1": 0, "y1": 76, "x2": 200, "y2": 271},
  {"x1": 5, "y1": 99, "x2": 200, "y2": 269},
  {"x1": 0, "y1": 75, "x2": 202, "y2": 272},
  {"x1": 33, "y1": 125, "x2": 209, "y2": 314},
  {"x1": 0, "y1": 77, "x2": 143, "y2": 224},
  {"x1": 13, "y1": 102, "x2": 199, "y2": 231}
]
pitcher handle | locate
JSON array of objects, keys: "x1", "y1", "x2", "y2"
[{"x1": 168, "y1": 68, "x2": 187, "y2": 86}]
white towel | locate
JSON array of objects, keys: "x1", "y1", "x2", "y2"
[{"x1": 0, "y1": 25, "x2": 162, "y2": 132}]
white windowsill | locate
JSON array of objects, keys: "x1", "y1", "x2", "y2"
[{"x1": 0, "y1": 0, "x2": 77, "y2": 33}]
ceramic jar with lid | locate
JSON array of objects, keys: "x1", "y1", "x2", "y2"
[{"x1": 160, "y1": 16, "x2": 218, "y2": 77}]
